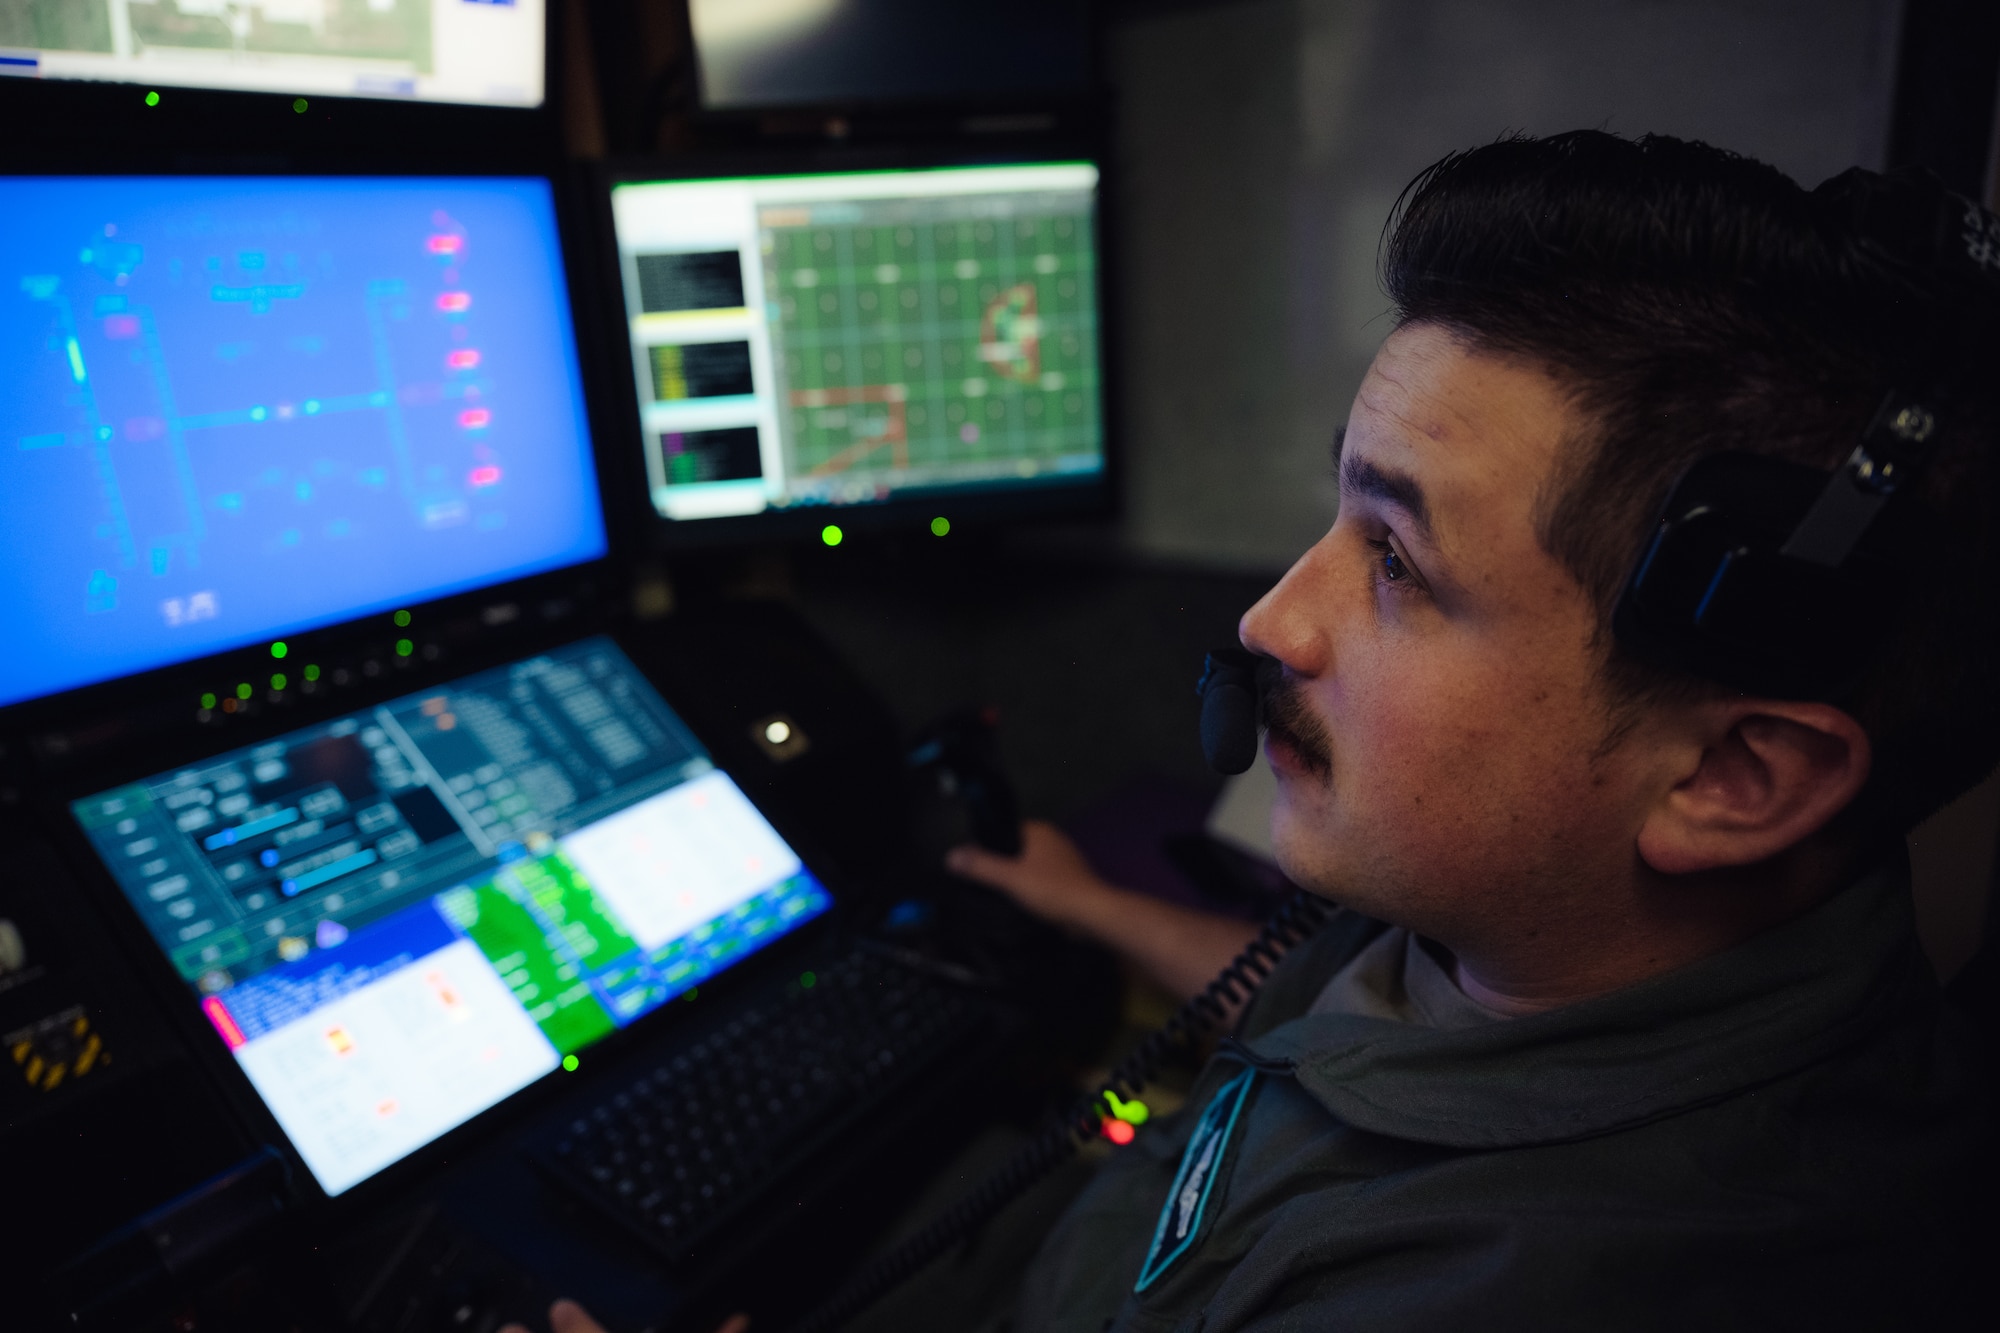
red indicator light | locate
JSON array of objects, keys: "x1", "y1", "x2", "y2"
[
  {"x1": 468, "y1": 465, "x2": 502, "y2": 487},
  {"x1": 1101, "y1": 1117, "x2": 1136, "y2": 1146},
  {"x1": 427, "y1": 234, "x2": 463, "y2": 255},
  {"x1": 447, "y1": 349, "x2": 481, "y2": 370},
  {"x1": 458, "y1": 408, "x2": 491, "y2": 430},
  {"x1": 436, "y1": 291, "x2": 471, "y2": 312}
]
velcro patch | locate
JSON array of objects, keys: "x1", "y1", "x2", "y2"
[{"x1": 1134, "y1": 1068, "x2": 1257, "y2": 1293}]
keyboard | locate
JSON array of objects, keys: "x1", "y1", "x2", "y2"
[{"x1": 531, "y1": 943, "x2": 987, "y2": 1257}]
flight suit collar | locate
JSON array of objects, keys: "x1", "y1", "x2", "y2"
[{"x1": 1236, "y1": 854, "x2": 1935, "y2": 1149}]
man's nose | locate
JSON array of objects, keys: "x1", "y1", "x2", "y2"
[{"x1": 1239, "y1": 532, "x2": 1337, "y2": 678}]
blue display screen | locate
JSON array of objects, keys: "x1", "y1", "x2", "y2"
[{"x1": 0, "y1": 177, "x2": 607, "y2": 710}]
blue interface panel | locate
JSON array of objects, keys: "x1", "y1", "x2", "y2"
[
  {"x1": 74, "y1": 637, "x2": 831, "y2": 1196},
  {"x1": 0, "y1": 177, "x2": 606, "y2": 710}
]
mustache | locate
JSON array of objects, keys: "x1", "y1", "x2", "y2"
[{"x1": 1258, "y1": 660, "x2": 1333, "y2": 779}]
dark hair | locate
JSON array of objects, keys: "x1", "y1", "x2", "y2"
[{"x1": 1382, "y1": 130, "x2": 2000, "y2": 834}]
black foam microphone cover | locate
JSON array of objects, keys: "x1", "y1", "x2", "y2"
[{"x1": 1197, "y1": 649, "x2": 1262, "y2": 775}]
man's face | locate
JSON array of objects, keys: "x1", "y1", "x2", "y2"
[{"x1": 1241, "y1": 323, "x2": 1660, "y2": 952}]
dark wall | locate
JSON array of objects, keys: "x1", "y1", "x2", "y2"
[
  {"x1": 1103, "y1": 0, "x2": 1902, "y2": 570},
  {"x1": 789, "y1": 540, "x2": 1273, "y2": 820}
]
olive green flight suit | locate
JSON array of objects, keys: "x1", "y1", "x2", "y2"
[{"x1": 1016, "y1": 856, "x2": 1989, "y2": 1331}]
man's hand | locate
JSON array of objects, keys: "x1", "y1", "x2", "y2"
[
  {"x1": 947, "y1": 819, "x2": 1120, "y2": 929},
  {"x1": 499, "y1": 1299, "x2": 747, "y2": 1333},
  {"x1": 947, "y1": 820, "x2": 1262, "y2": 1001}
]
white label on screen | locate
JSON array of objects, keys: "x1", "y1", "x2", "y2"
[
  {"x1": 232, "y1": 937, "x2": 558, "y2": 1196},
  {"x1": 559, "y1": 770, "x2": 802, "y2": 951}
]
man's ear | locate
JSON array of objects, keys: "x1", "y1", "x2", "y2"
[{"x1": 1636, "y1": 701, "x2": 1872, "y2": 875}]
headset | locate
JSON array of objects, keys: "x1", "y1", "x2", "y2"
[{"x1": 782, "y1": 168, "x2": 2000, "y2": 1333}]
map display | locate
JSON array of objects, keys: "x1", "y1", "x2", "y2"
[
  {"x1": 610, "y1": 163, "x2": 1105, "y2": 523},
  {"x1": 762, "y1": 193, "x2": 1100, "y2": 494},
  {"x1": 0, "y1": 176, "x2": 604, "y2": 709}
]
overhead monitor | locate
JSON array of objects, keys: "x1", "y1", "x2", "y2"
[
  {"x1": 688, "y1": 0, "x2": 1089, "y2": 111},
  {"x1": 608, "y1": 161, "x2": 1105, "y2": 528},
  {"x1": 0, "y1": 1, "x2": 545, "y2": 108},
  {"x1": 0, "y1": 175, "x2": 605, "y2": 712},
  {"x1": 75, "y1": 637, "x2": 834, "y2": 1196}
]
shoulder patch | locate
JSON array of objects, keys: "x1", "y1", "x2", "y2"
[{"x1": 1134, "y1": 1068, "x2": 1258, "y2": 1293}]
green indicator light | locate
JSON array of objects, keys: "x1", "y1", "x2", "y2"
[
  {"x1": 144, "y1": 90, "x2": 159, "y2": 107},
  {"x1": 930, "y1": 516, "x2": 950, "y2": 537},
  {"x1": 1104, "y1": 1090, "x2": 1151, "y2": 1126},
  {"x1": 684, "y1": 987, "x2": 699, "y2": 1002},
  {"x1": 271, "y1": 673, "x2": 287, "y2": 691},
  {"x1": 292, "y1": 97, "x2": 308, "y2": 114},
  {"x1": 270, "y1": 640, "x2": 287, "y2": 659},
  {"x1": 199, "y1": 693, "x2": 217, "y2": 710},
  {"x1": 395, "y1": 638, "x2": 413, "y2": 657},
  {"x1": 303, "y1": 664, "x2": 320, "y2": 682},
  {"x1": 235, "y1": 683, "x2": 252, "y2": 701},
  {"x1": 562, "y1": 1054, "x2": 579, "y2": 1072},
  {"x1": 393, "y1": 609, "x2": 411, "y2": 627},
  {"x1": 800, "y1": 971, "x2": 817, "y2": 989},
  {"x1": 820, "y1": 524, "x2": 843, "y2": 547}
]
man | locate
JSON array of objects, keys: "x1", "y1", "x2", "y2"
[{"x1": 525, "y1": 132, "x2": 1992, "y2": 1331}]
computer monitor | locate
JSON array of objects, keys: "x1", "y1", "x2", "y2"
[
  {"x1": 607, "y1": 160, "x2": 1106, "y2": 534},
  {"x1": 73, "y1": 636, "x2": 834, "y2": 1196},
  {"x1": 687, "y1": 0, "x2": 1090, "y2": 111},
  {"x1": 0, "y1": 174, "x2": 605, "y2": 712},
  {"x1": 0, "y1": 0, "x2": 545, "y2": 108}
]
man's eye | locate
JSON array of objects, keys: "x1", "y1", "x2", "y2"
[{"x1": 1368, "y1": 539, "x2": 1410, "y2": 584}]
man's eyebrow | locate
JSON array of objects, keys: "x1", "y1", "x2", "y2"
[{"x1": 1339, "y1": 450, "x2": 1433, "y2": 538}]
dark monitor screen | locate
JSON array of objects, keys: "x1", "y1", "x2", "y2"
[
  {"x1": 609, "y1": 162, "x2": 1105, "y2": 527},
  {"x1": 0, "y1": 1, "x2": 545, "y2": 107},
  {"x1": 687, "y1": 0, "x2": 1089, "y2": 111},
  {"x1": 73, "y1": 637, "x2": 834, "y2": 1197},
  {"x1": 0, "y1": 175, "x2": 605, "y2": 711}
]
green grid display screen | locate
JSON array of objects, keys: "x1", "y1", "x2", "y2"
[{"x1": 610, "y1": 163, "x2": 1105, "y2": 524}]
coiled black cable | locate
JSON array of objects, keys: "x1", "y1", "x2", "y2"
[{"x1": 780, "y1": 889, "x2": 1333, "y2": 1333}]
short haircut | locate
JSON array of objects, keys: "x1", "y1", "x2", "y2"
[{"x1": 1382, "y1": 131, "x2": 2000, "y2": 834}]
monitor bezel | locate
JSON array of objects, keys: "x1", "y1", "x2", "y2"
[
  {"x1": 34, "y1": 626, "x2": 864, "y2": 1222},
  {"x1": 590, "y1": 144, "x2": 1120, "y2": 551},
  {"x1": 0, "y1": 164, "x2": 634, "y2": 738}
]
